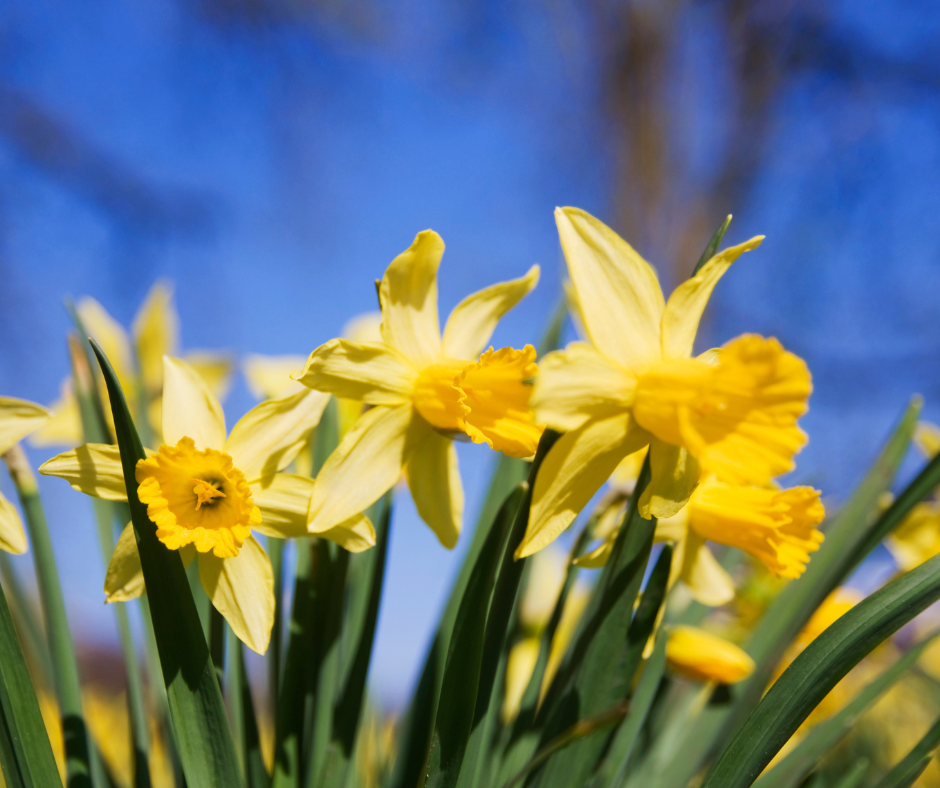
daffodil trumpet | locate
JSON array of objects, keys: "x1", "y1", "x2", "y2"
[
  {"x1": 295, "y1": 229, "x2": 542, "y2": 548},
  {"x1": 40, "y1": 356, "x2": 375, "y2": 653},
  {"x1": 517, "y1": 207, "x2": 812, "y2": 558}
]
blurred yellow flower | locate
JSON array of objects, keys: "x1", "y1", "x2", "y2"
[
  {"x1": 295, "y1": 230, "x2": 540, "y2": 547},
  {"x1": 503, "y1": 637, "x2": 540, "y2": 724},
  {"x1": 914, "y1": 420, "x2": 940, "y2": 459},
  {"x1": 519, "y1": 208, "x2": 810, "y2": 558},
  {"x1": 41, "y1": 357, "x2": 373, "y2": 653},
  {"x1": 665, "y1": 625, "x2": 755, "y2": 684},
  {"x1": 886, "y1": 502, "x2": 940, "y2": 572},
  {"x1": 0, "y1": 397, "x2": 51, "y2": 554}
]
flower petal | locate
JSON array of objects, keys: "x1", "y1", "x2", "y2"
[
  {"x1": 0, "y1": 493, "x2": 27, "y2": 554},
  {"x1": 308, "y1": 404, "x2": 416, "y2": 532},
  {"x1": 131, "y1": 281, "x2": 179, "y2": 395},
  {"x1": 555, "y1": 207, "x2": 664, "y2": 371},
  {"x1": 379, "y1": 230, "x2": 445, "y2": 367},
  {"x1": 182, "y1": 352, "x2": 235, "y2": 402},
  {"x1": 243, "y1": 354, "x2": 307, "y2": 400},
  {"x1": 28, "y1": 383, "x2": 81, "y2": 449},
  {"x1": 162, "y1": 356, "x2": 226, "y2": 451},
  {"x1": 225, "y1": 389, "x2": 330, "y2": 482},
  {"x1": 405, "y1": 423, "x2": 463, "y2": 549},
  {"x1": 104, "y1": 524, "x2": 144, "y2": 602},
  {"x1": 518, "y1": 412, "x2": 650, "y2": 558},
  {"x1": 199, "y1": 535, "x2": 274, "y2": 654},
  {"x1": 678, "y1": 532, "x2": 735, "y2": 607},
  {"x1": 318, "y1": 516, "x2": 377, "y2": 553},
  {"x1": 442, "y1": 265, "x2": 541, "y2": 360},
  {"x1": 39, "y1": 443, "x2": 128, "y2": 501},
  {"x1": 293, "y1": 339, "x2": 415, "y2": 404},
  {"x1": 660, "y1": 237, "x2": 763, "y2": 360},
  {"x1": 0, "y1": 397, "x2": 51, "y2": 455},
  {"x1": 638, "y1": 438, "x2": 701, "y2": 519},
  {"x1": 78, "y1": 297, "x2": 136, "y2": 390},
  {"x1": 531, "y1": 343, "x2": 634, "y2": 432}
]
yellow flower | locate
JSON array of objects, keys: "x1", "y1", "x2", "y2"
[
  {"x1": 503, "y1": 637, "x2": 540, "y2": 724},
  {"x1": 886, "y1": 501, "x2": 940, "y2": 572},
  {"x1": 665, "y1": 625, "x2": 755, "y2": 683},
  {"x1": 40, "y1": 357, "x2": 374, "y2": 653},
  {"x1": 295, "y1": 230, "x2": 540, "y2": 547},
  {"x1": 0, "y1": 397, "x2": 51, "y2": 553},
  {"x1": 915, "y1": 420, "x2": 940, "y2": 459},
  {"x1": 518, "y1": 207, "x2": 811, "y2": 558}
]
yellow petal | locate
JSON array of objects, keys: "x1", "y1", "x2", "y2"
[
  {"x1": 104, "y1": 524, "x2": 144, "y2": 602},
  {"x1": 0, "y1": 397, "x2": 51, "y2": 455},
  {"x1": 293, "y1": 339, "x2": 415, "y2": 405},
  {"x1": 442, "y1": 265, "x2": 541, "y2": 360},
  {"x1": 317, "y1": 516, "x2": 377, "y2": 553},
  {"x1": 405, "y1": 424, "x2": 463, "y2": 549},
  {"x1": 131, "y1": 281, "x2": 179, "y2": 395},
  {"x1": 638, "y1": 438, "x2": 700, "y2": 519},
  {"x1": 518, "y1": 412, "x2": 650, "y2": 559},
  {"x1": 678, "y1": 532, "x2": 735, "y2": 607},
  {"x1": 162, "y1": 356, "x2": 226, "y2": 451},
  {"x1": 531, "y1": 343, "x2": 634, "y2": 433},
  {"x1": 198, "y1": 535, "x2": 274, "y2": 654},
  {"x1": 77, "y1": 297, "x2": 136, "y2": 390},
  {"x1": 182, "y1": 352, "x2": 234, "y2": 402},
  {"x1": 503, "y1": 638, "x2": 540, "y2": 725},
  {"x1": 242, "y1": 354, "x2": 306, "y2": 400},
  {"x1": 39, "y1": 444, "x2": 128, "y2": 501},
  {"x1": 29, "y1": 383, "x2": 82, "y2": 448},
  {"x1": 554, "y1": 207, "x2": 664, "y2": 372},
  {"x1": 225, "y1": 388, "x2": 330, "y2": 482},
  {"x1": 308, "y1": 404, "x2": 415, "y2": 532},
  {"x1": 0, "y1": 492, "x2": 27, "y2": 554},
  {"x1": 886, "y1": 502, "x2": 940, "y2": 572},
  {"x1": 573, "y1": 539, "x2": 613, "y2": 569},
  {"x1": 342, "y1": 312, "x2": 383, "y2": 343},
  {"x1": 665, "y1": 625, "x2": 754, "y2": 683},
  {"x1": 660, "y1": 237, "x2": 764, "y2": 360},
  {"x1": 378, "y1": 230, "x2": 445, "y2": 367}
]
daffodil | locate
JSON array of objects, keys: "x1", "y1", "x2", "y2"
[
  {"x1": 40, "y1": 357, "x2": 374, "y2": 652},
  {"x1": 665, "y1": 625, "x2": 755, "y2": 684},
  {"x1": 32, "y1": 281, "x2": 232, "y2": 447},
  {"x1": 517, "y1": 207, "x2": 812, "y2": 558},
  {"x1": 295, "y1": 230, "x2": 541, "y2": 547},
  {"x1": 0, "y1": 398, "x2": 51, "y2": 553},
  {"x1": 886, "y1": 501, "x2": 940, "y2": 572}
]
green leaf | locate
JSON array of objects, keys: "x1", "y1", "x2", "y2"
[
  {"x1": 830, "y1": 759, "x2": 870, "y2": 788},
  {"x1": 691, "y1": 215, "x2": 732, "y2": 276},
  {"x1": 228, "y1": 629, "x2": 270, "y2": 788},
  {"x1": 754, "y1": 628, "x2": 940, "y2": 788},
  {"x1": 701, "y1": 549, "x2": 940, "y2": 788},
  {"x1": 871, "y1": 711, "x2": 940, "y2": 788},
  {"x1": 425, "y1": 482, "x2": 529, "y2": 788},
  {"x1": 90, "y1": 338, "x2": 244, "y2": 788},
  {"x1": 0, "y1": 578, "x2": 62, "y2": 788},
  {"x1": 0, "y1": 554, "x2": 52, "y2": 692}
]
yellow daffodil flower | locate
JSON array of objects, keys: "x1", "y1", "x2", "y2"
[
  {"x1": 0, "y1": 398, "x2": 51, "y2": 553},
  {"x1": 517, "y1": 207, "x2": 812, "y2": 558},
  {"x1": 886, "y1": 501, "x2": 940, "y2": 572},
  {"x1": 31, "y1": 281, "x2": 233, "y2": 447},
  {"x1": 295, "y1": 230, "x2": 541, "y2": 547},
  {"x1": 40, "y1": 357, "x2": 374, "y2": 653},
  {"x1": 665, "y1": 625, "x2": 755, "y2": 684}
]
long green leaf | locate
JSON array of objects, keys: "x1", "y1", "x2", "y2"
[
  {"x1": 755, "y1": 628, "x2": 940, "y2": 788},
  {"x1": 228, "y1": 628, "x2": 270, "y2": 788},
  {"x1": 0, "y1": 578, "x2": 62, "y2": 788},
  {"x1": 0, "y1": 553, "x2": 52, "y2": 691},
  {"x1": 701, "y1": 549, "x2": 940, "y2": 788},
  {"x1": 871, "y1": 711, "x2": 940, "y2": 788},
  {"x1": 691, "y1": 214, "x2": 732, "y2": 276},
  {"x1": 90, "y1": 338, "x2": 244, "y2": 788}
]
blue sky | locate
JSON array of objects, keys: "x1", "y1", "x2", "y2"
[{"x1": 1, "y1": 0, "x2": 939, "y2": 706}]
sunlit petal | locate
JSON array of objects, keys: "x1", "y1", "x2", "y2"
[
  {"x1": 638, "y1": 438, "x2": 700, "y2": 519},
  {"x1": 131, "y1": 281, "x2": 179, "y2": 395},
  {"x1": 0, "y1": 397, "x2": 51, "y2": 455},
  {"x1": 39, "y1": 443, "x2": 129, "y2": 501},
  {"x1": 243, "y1": 354, "x2": 306, "y2": 400},
  {"x1": 293, "y1": 339, "x2": 415, "y2": 404},
  {"x1": 405, "y1": 423, "x2": 463, "y2": 549},
  {"x1": 162, "y1": 356, "x2": 226, "y2": 451},
  {"x1": 0, "y1": 493, "x2": 27, "y2": 554}
]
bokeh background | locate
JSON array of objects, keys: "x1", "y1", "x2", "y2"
[{"x1": 1, "y1": 0, "x2": 939, "y2": 708}]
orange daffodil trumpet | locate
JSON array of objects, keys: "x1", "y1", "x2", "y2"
[
  {"x1": 0, "y1": 398, "x2": 51, "y2": 553},
  {"x1": 295, "y1": 230, "x2": 541, "y2": 548},
  {"x1": 516, "y1": 207, "x2": 815, "y2": 559},
  {"x1": 40, "y1": 357, "x2": 375, "y2": 653}
]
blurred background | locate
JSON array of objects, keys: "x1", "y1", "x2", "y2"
[{"x1": 1, "y1": 0, "x2": 939, "y2": 709}]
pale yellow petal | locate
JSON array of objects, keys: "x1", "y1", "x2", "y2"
[
  {"x1": 342, "y1": 312, "x2": 383, "y2": 343},
  {"x1": 518, "y1": 413, "x2": 650, "y2": 559},
  {"x1": 573, "y1": 539, "x2": 613, "y2": 569},
  {"x1": 104, "y1": 524, "x2": 144, "y2": 602},
  {"x1": 405, "y1": 424, "x2": 463, "y2": 549},
  {"x1": 661, "y1": 237, "x2": 764, "y2": 360},
  {"x1": 77, "y1": 297, "x2": 136, "y2": 389},
  {"x1": 308, "y1": 405, "x2": 415, "y2": 532},
  {"x1": 379, "y1": 230, "x2": 444, "y2": 367},
  {"x1": 251, "y1": 473, "x2": 315, "y2": 538},
  {"x1": 225, "y1": 388, "x2": 330, "y2": 482},
  {"x1": 554, "y1": 207, "x2": 664, "y2": 371},
  {"x1": 131, "y1": 281, "x2": 179, "y2": 394},
  {"x1": 442, "y1": 265, "x2": 541, "y2": 360},
  {"x1": 162, "y1": 356, "x2": 226, "y2": 451},
  {"x1": 531, "y1": 343, "x2": 634, "y2": 432},
  {"x1": 679, "y1": 532, "x2": 735, "y2": 607},
  {"x1": 0, "y1": 493, "x2": 27, "y2": 554},
  {"x1": 39, "y1": 444, "x2": 128, "y2": 501},
  {"x1": 293, "y1": 339, "x2": 415, "y2": 404},
  {"x1": 0, "y1": 397, "x2": 51, "y2": 455},
  {"x1": 317, "y1": 516, "x2": 377, "y2": 553},
  {"x1": 198, "y1": 535, "x2": 274, "y2": 654},
  {"x1": 28, "y1": 383, "x2": 82, "y2": 448},
  {"x1": 242, "y1": 354, "x2": 306, "y2": 400},
  {"x1": 182, "y1": 352, "x2": 234, "y2": 402},
  {"x1": 638, "y1": 438, "x2": 701, "y2": 519}
]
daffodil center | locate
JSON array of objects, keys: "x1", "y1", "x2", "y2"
[{"x1": 192, "y1": 478, "x2": 226, "y2": 510}]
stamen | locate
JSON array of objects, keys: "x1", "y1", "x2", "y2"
[{"x1": 193, "y1": 478, "x2": 226, "y2": 510}]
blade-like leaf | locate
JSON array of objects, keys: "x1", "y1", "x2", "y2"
[
  {"x1": 871, "y1": 712, "x2": 940, "y2": 788},
  {"x1": 691, "y1": 215, "x2": 732, "y2": 276},
  {"x1": 701, "y1": 549, "x2": 940, "y2": 788},
  {"x1": 90, "y1": 338, "x2": 244, "y2": 788},
  {"x1": 228, "y1": 628, "x2": 270, "y2": 788}
]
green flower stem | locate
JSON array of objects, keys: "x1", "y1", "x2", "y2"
[
  {"x1": 210, "y1": 605, "x2": 226, "y2": 691},
  {"x1": 0, "y1": 552, "x2": 53, "y2": 690}
]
